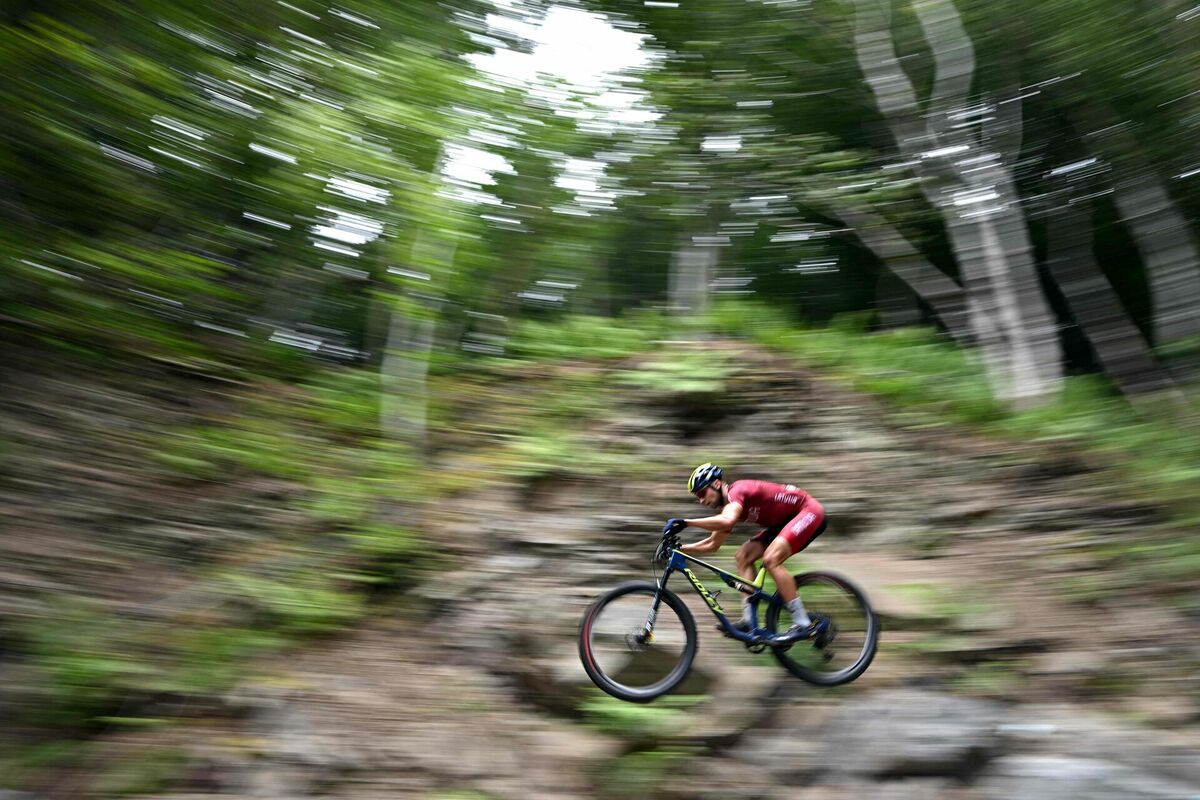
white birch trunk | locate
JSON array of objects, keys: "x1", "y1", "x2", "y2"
[
  {"x1": 668, "y1": 233, "x2": 718, "y2": 315},
  {"x1": 380, "y1": 234, "x2": 455, "y2": 451},
  {"x1": 851, "y1": 0, "x2": 1063, "y2": 405}
]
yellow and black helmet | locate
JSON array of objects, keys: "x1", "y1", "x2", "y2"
[{"x1": 687, "y1": 462, "x2": 724, "y2": 493}]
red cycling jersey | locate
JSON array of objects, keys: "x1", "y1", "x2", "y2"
[
  {"x1": 728, "y1": 479, "x2": 826, "y2": 552},
  {"x1": 726, "y1": 479, "x2": 809, "y2": 528}
]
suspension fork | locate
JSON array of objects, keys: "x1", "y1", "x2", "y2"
[{"x1": 642, "y1": 561, "x2": 677, "y2": 638}]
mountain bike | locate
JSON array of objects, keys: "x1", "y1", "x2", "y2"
[{"x1": 578, "y1": 528, "x2": 879, "y2": 702}]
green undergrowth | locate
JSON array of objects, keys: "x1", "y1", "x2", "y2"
[
  {"x1": 598, "y1": 746, "x2": 699, "y2": 800},
  {"x1": 579, "y1": 694, "x2": 708, "y2": 740},
  {"x1": 506, "y1": 312, "x2": 670, "y2": 361}
]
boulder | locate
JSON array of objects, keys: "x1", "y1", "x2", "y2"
[
  {"x1": 816, "y1": 690, "x2": 1008, "y2": 779},
  {"x1": 976, "y1": 756, "x2": 1200, "y2": 800}
]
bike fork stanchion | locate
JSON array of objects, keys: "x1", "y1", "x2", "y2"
[{"x1": 643, "y1": 567, "x2": 673, "y2": 641}]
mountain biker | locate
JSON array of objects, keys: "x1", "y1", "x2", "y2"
[{"x1": 663, "y1": 462, "x2": 830, "y2": 645}]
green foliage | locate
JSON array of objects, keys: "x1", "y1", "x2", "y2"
[
  {"x1": 0, "y1": 740, "x2": 86, "y2": 788},
  {"x1": 19, "y1": 598, "x2": 291, "y2": 731},
  {"x1": 302, "y1": 370, "x2": 385, "y2": 438},
  {"x1": 8, "y1": 361, "x2": 433, "y2": 740},
  {"x1": 502, "y1": 423, "x2": 631, "y2": 483},
  {"x1": 221, "y1": 572, "x2": 365, "y2": 634},
  {"x1": 338, "y1": 522, "x2": 423, "y2": 586},
  {"x1": 86, "y1": 745, "x2": 188, "y2": 796},
  {"x1": 580, "y1": 694, "x2": 707, "y2": 739},
  {"x1": 304, "y1": 470, "x2": 376, "y2": 525},
  {"x1": 618, "y1": 349, "x2": 734, "y2": 395},
  {"x1": 600, "y1": 746, "x2": 698, "y2": 800},
  {"x1": 155, "y1": 420, "x2": 311, "y2": 481},
  {"x1": 164, "y1": 626, "x2": 286, "y2": 695},
  {"x1": 23, "y1": 601, "x2": 161, "y2": 726},
  {"x1": 507, "y1": 314, "x2": 665, "y2": 361}
]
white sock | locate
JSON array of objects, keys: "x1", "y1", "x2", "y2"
[
  {"x1": 786, "y1": 597, "x2": 811, "y2": 628},
  {"x1": 741, "y1": 601, "x2": 756, "y2": 626}
]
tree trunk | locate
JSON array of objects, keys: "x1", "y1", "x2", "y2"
[
  {"x1": 1109, "y1": 167, "x2": 1200, "y2": 346},
  {"x1": 1044, "y1": 204, "x2": 1178, "y2": 397},
  {"x1": 850, "y1": 0, "x2": 1063, "y2": 405},
  {"x1": 668, "y1": 232, "x2": 718, "y2": 315},
  {"x1": 380, "y1": 296, "x2": 437, "y2": 452},
  {"x1": 1064, "y1": 99, "x2": 1200, "y2": 346},
  {"x1": 833, "y1": 204, "x2": 971, "y2": 342},
  {"x1": 379, "y1": 235, "x2": 455, "y2": 453}
]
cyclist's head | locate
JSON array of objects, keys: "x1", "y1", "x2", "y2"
[{"x1": 687, "y1": 462, "x2": 724, "y2": 497}]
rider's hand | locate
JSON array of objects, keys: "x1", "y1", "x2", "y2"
[{"x1": 663, "y1": 518, "x2": 687, "y2": 536}]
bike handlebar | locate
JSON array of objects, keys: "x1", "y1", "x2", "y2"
[{"x1": 654, "y1": 532, "x2": 680, "y2": 563}]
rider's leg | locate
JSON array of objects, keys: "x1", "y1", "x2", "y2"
[
  {"x1": 766, "y1": 502, "x2": 828, "y2": 632},
  {"x1": 734, "y1": 538, "x2": 767, "y2": 626},
  {"x1": 762, "y1": 537, "x2": 810, "y2": 626}
]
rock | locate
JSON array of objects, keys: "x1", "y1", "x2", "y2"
[
  {"x1": 921, "y1": 632, "x2": 1052, "y2": 664},
  {"x1": 1029, "y1": 649, "x2": 1110, "y2": 679},
  {"x1": 976, "y1": 756, "x2": 1200, "y2": 800},
  {"x1": 784, "y1": 780, "x2": 979, "y2": 800},
  {"x1": 726, "y1": 725, "x2": 826, "y2": 782},
  {"x1": 480, "y1": 554, "x2": 545, "y2": 573},
  {"x1": 923, "y1": 499, "x2": 1002, "y2": 525},
  {"x1": 670, "y1": 661, "x2": 788, "y2": 747},
  {"x1": 820, "y1": 496, "x2": 874, "y2": 539},
  {"x1": 997, "y1": 705, "x2": 1200, "y2": 787},
  {"x1": 817, "y1": 690, "x2": 1008, "y2": 779},
  {"x1": 1121, "y1": 694, "x2": 1200, "y2": 728}
]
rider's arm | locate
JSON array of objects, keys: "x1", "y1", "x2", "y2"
[
  {"x1": 677, "y1": 502, "x2": 743, "y2": 555},
  {"x1": 686, "y1": 501, "x2": 742, "y2": 533},
  {"x1": 678, "y1": 528, "x2": 731, "y2": 556}
]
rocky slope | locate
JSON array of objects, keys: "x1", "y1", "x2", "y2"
[{"x1": 4, "y1": 341, "x2": 1199, "y2": 799}]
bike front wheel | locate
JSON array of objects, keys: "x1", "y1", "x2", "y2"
[
  {"x1": 579, "y1": 581, "x2": 697, "y2": 703},
  {"x1": 766, "y1": 571, "x2": 879, "y2": 686}
]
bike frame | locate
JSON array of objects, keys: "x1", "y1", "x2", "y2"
[{"x1": 647, "y1": 547, "x2": 772, "y2": 644}]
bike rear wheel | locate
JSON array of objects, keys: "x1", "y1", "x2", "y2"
[
  {"x1": 766, "y1": 571, "x2": 878, "y2": 686},
  {"x1": 579, "y1": 581, "x2": 697, "y2": 703}
]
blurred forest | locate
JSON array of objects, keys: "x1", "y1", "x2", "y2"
[{"x1": 2, "y1": 0, "x2": 1200, "y2": 796}]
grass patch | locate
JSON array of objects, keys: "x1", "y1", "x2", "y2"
[
  {"x1": 507, "y1": 313, "x2": 667, "y2": 361},
  {"x1": 617, "y1": 348, "x2": 734, "y2": 395},
  {"x1": 579, "y1": 693, "x2": 708, "y2": 739},
  {"x1": 599, "y1": 746, "x2": 699, "y2": 800}
]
